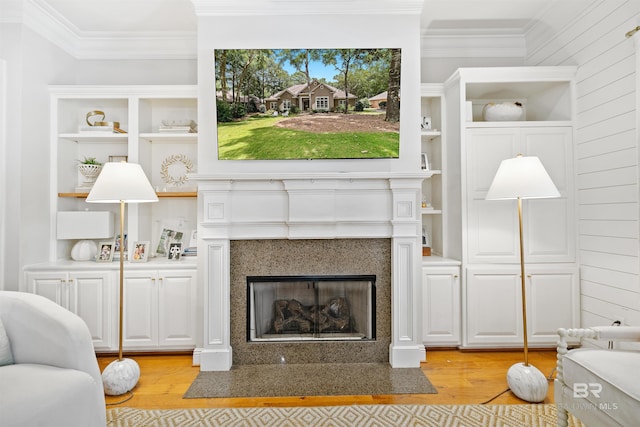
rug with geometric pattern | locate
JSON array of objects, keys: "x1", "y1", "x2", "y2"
[{"x1": 107, "y1": 404, "x2": 586, "y2": 427}]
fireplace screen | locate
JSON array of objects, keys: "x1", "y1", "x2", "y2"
[{"x1": 247, "y1": 275, "x2": 376, "y2": 342}]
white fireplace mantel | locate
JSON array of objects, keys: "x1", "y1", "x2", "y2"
[{"x1": 193, "y1": 172, "x2": 426, "y2": 370}]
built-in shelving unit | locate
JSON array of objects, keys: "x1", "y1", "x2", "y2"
[
  {"x1": 48, "y1": 85, "x2": 198, "y2": 261},
  {"x1": 444, "y1": 66, "x2": 580, "y2": 349},
  {"x1": 420, "y1": 83, "x2": 447, "y2": 260},
  {"x1": 21, "y1": 85, "x2": 201, "y2": 354}
]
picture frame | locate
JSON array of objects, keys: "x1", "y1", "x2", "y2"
[
  {"x1": 421, "y1": 116, "x2": 432, "y2": 130},
  {"x1": 421, "y1": 152, "x2": 430, "y2": 171},
  {"x1": 156, "y1": 228, "x2": 184, "y2": 256},
  {"x1": 168, "y1": 242, "x2": 182, "y2": 261},
  {"x1": 96, "y1": 241, "x2": 115, "y2": 262},
  {"x1": 113, "y1": 234, "x2": 128, "y2": 260},
  {"x1": 109, "y1": 155, "x2": 128, "y2": 163},
  {"x1": 131, "y1": 241, "x2": 149, "y2": 263}
]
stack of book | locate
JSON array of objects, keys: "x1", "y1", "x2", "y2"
[
  {"x1": 181, "y1": 246, "x2": 197, "y2": 257},
  {"x1": 78, "y1": 125, "x2": 117, "y2": 134},
  {"x1": 159, "y1": 120, "x2": 197, "y2": 133}
]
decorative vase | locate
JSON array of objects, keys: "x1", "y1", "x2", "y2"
[
  {"x1": 78, "y1": 164, "x2": 103, "y2": 189},
  {"x1": 71, "y1": 240, "x2": 98, "y2": 261},
  {"x1": 482, "y1": 102, "x2": 524, "y2": 121}
]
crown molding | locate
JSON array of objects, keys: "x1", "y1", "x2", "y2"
[
  {"x1": 6, "y1": 0, "x2": 196, "y2": 60},
  {"x1": 192, "y1": 0, "x2": 424, "y2": 16},
  {"x1": 421, "y1": 29, "x2": 526, "y2": 58}
]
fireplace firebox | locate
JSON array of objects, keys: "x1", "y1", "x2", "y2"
[{"x1": 247, "y1": 275, "x2": 376, "y2": 342}]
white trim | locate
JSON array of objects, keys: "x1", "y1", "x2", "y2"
[
  {"x1": 315, "y1": 96, "x2": 329, "y2": 110},
  {"x1": 192, "y1": 0, "x2": 424, "y2": 16},
  {"x1": 10, "y1": 0, "x2": 196, "y2": 59},
  {"x1": 634, "y1": 29, "x2": 640, "y2": 285},
  {"x1": 0, "y1": 60, "x2": 6, "y2": 287}
]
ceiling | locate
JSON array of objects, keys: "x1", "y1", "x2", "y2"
[{"x1": 4, "y1": 0, "x2": 558, "y2": 59}]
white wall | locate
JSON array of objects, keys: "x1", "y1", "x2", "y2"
[
  {"x1": 526, "y1": 0, "x2": 640, "y2": 327},
  {"x1": 196, "y1": 12, "x2": 422, "y2": 175}
]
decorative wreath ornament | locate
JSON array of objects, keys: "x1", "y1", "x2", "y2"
[{"x1": 160, "y1": 154, "x2": 194, "y2": 186}]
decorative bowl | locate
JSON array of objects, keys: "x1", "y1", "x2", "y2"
[{"x1": 482, "y1": 102, "x2": 524, "y2": 121}]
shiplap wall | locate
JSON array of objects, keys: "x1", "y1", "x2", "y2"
[{"x1": 526, "y1": 0, "x2": 640, "y2": 329}]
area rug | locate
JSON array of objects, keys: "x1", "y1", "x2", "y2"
[
  {"x1": 183, "y1": 363, "x2": 436, "y2": 398},
  {"x1": 107, "y1": 404, "x2": 586, "y2": 427}
]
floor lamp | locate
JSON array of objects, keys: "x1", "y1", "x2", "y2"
[
  {"x1": 87, "y1": 162, "x2": 158, "y2": 395},
  {"x1": 485, "y1": 154, "x2": 560, "y2": 403}
]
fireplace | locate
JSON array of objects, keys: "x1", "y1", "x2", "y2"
[
  {"x1": 247, "y1": 275, "x2": 376, "y2": 342},
  {"x1": 195, "y1": 175, "x2": 426, "y2": 371}
]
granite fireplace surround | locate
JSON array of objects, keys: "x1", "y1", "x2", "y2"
[
  {"x1": 196, "y1": 175, "x2": 425, "y2": 371},
  {"x1": 230, "y1": 239, "x2": 390, "y2": 365}
]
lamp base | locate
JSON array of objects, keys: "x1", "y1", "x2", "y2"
[
  {"x1": 102, "y1": 358, "x2": 140, "y2": 396},
  {"x1": 507, "y1": 362, "x2": 548, "y2": 403}
]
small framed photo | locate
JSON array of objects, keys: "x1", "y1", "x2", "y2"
[
  {"x1": 109, "y1": 155, "x2": 128, "y2": 163},
  {"x1": 421, "y1": 116, "x2": 432, "y2": 130},
  {"x1": 168, "y1": 242, "x2": 182, "y2": 260},
  {"x1": 421, "y1": 153, "x2": 430, "y2": 171},
  {"x1": 96, "y1": 241, "x2": 115, "y2": 262},
  {"x1": 131, "y1": 241, "x2": 149, "y2": 263}
]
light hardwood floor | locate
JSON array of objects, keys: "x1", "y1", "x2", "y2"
[{"x1": 99, "y1": 349, "x2": 558, "y2": 409}]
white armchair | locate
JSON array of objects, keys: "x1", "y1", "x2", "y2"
[
  {"x1": 0, "y1": 291, "x2": 106, "y2": 427},
  {"x1": 555, "y1": 326, "x2": 640, "y2": 427}
]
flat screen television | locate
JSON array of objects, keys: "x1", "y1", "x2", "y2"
[{"x1": 214, "y1": 48, "x2": 401, "y2": 160}]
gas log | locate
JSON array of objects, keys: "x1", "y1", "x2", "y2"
[{"x1": 272, "y1": 297, "x2": 351, "y2": 334}]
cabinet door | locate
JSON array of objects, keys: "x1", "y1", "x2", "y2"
[
  {"x1": 422, "y1": 267, "x2": 460, "y2": 346},
  {"x1": 527, "y1": 265, "x2": 579, "y2": 343},
  {"x1": 466, "y1": 129, "x2": 520, "y2": 262},
  {"x1": 157, "y1": 270, "x2": 197, "y2": 348},
  {"x1": 122, "y1": 271, "x2": 158, "y2": 349},
  {"x1": 521, "y1": 127, "x2": 575, "y2": 262},
  {"x1": 465, "y1": 127, "x2": 574, "y2": 263},
  {"x1": 24, "y1": 272, "x2": 71, "y2": 309},
  {"x1": 465, "y1": 265, "x2": 579, "y2": 348},
  {"x1": 69, "y1": 271, "x2": 115, "y2": 351},
  {"x1": 465, "y1": 267, "x2": 522, "y2": 347}
]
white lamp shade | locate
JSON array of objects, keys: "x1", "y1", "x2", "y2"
[
  {"x1": 485, "y1": 155, "x2": 560, "y2": 200},
  {"x1": 86, "y1": 162, "x2": 158, "y2": 203}
]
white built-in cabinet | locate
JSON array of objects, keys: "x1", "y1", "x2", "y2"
[
  {"x1": 465, "y1": 126, "x2": 574, "y2": 264},
  {"x1": 441, "y1": 66, "x2": 580, "y2": 348},
  {"x1": 23, "y1": 262, "x2": 198, "y2": 352},
  {"x1": 421, "y1": 265, "x2": 461, "y2": 346},
  {"x1": 465, "y1": 264, "x2": 579, "y2": 346},
  {"x1": 22, "y1": 85, "x2": 199, "y2": 353},
  {"x1": 24, "y1": 268, "x2": 115, "y2": 351},
  {"x1": 420, "y1": 84, "x2": 462, "y2": 347},
  {"x1": 123, "y1": 269, "x2": 197, "y2": 350}
]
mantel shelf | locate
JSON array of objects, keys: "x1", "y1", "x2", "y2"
[{"x1": 58, "y1": 192, "x2": 197, "y2": 198}]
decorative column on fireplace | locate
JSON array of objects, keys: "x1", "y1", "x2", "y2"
[{"x1": 195, "y1": 174, "x2": 425, "y2": 371}]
